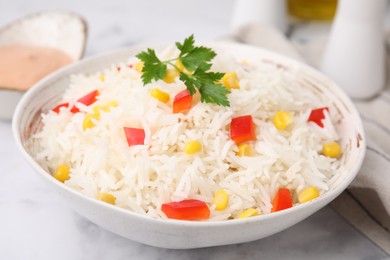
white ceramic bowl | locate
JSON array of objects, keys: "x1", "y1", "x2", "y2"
[
  {"x1": 0, "y1": 11, "x2": 87, "y2": 120},
  {"x1": 12, "y1": 42, "x2": 366, "y2": 249}
]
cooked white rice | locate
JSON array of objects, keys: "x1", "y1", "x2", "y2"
[{"x1": 32, "y1": 47, "x2": 346, "y2": 220}]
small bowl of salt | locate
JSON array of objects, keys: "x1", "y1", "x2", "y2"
[{"x1": 0, "y1": 11, "x2": 87, "y2": 120}]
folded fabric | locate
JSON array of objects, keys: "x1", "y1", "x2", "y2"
[{"x1": 222, "y1": 23, "x2": 390, "y2": 250}]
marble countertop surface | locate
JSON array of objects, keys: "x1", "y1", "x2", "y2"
[{"x1": 0, "y1": 0, "x2": 389, "y2": 259}]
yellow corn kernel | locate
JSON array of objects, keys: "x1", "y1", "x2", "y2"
[
  {"x1": 184, "y1": 141, "x2": 202, "y2": 155},
  {"x1": 93, "y1": 101, "x2": 118, "y2": 116},
  {"x1": 175, "y1": 60, "x2": 186, "y2": 71},
  {"x1": 175, "y1": 60, "x2": 191, "y2": 74},
  {"x1": 322, "y1": 142, "x2": 341, "y2": 158},
  {"x1": 273, "y1": 111, "x2": 293, "y2": 130},
  {"x1": 135, "y1": 61, "x2": 144, "y2": 73},
  {"x1": 106, "y1": 101, "x2": 118, "y2": 108},
  {"x1": 83, "y1": 114, "x2": 99, "y2": 131},
  {"x1": 54, "y1": 164, "x2": 70, "y2": 183},
  {"x1": 92, "y1": 105, "x2": 105, "y2": 115},
  {"x1": 237, "y1": 144, "x2": 253, "y2": 157},
  {"x1": 213, "y1": 190, "x2": 229, "y2": 210},
  {"x1": 98, "y1": 193, "x2": 116, "y2": 205},
  {"x1": 100, "y1": 74, "x2": 105, "y2": 82},
  {"x1": 163, "y1": 69, "x2": 180, "y2": 83},
  {"x1": 237, "y1": 208, "x2": 258, "y2": 219},
  {"x1": 221, "y1": 72, "x2": 240, "y2": 89},
  {"x1": 151, "y1": 88, "x2": 170, "y2": 103},
  {"x1": 298, "y1": 186, "x2": 320, "y2": 203}
]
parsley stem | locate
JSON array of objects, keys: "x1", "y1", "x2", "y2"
[
  {"x1": 166, "y1": 60, "x2": 181, "y2": 72},
  {"x1": 163, "y1": 58, "x2": 179, "y2": 64}
]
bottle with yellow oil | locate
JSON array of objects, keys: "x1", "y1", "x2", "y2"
[{"x1": 288, "y1": 0, "x2": 338, "y2": 21}]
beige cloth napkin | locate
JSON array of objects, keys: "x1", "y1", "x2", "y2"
[{"x1": 223, "y1": 23, "x2": 390, "y2": 252}]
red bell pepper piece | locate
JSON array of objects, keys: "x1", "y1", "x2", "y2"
[
  {"x1": 52, "y1": 90, "x2": 99, "y2": 113},
  {"x1": 70, "y1": 90, "x2": 99, "y2": 113},
  {"x1": 123, "y1": 127, "x2": 145, "y2": 146},
  {"x1": 230, "y1": 115, "x2": 256, "y2": 144},
  {"x1": 52, "y1": 102, "x2": 69, "y2": 113},
  {"x1": 271, "y1": 188, "x2": 292, "y2": 213},
  {"x1": 161, "y1": 199, "x2": 210, "y2": 220},
  {"x1": 173, "y1": 89, "x2": 192, "y2": 114},
  {"x1": 308, "y1": 107, "x2": 329, "y2": 128}
]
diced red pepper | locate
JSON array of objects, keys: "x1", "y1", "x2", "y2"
[
  {"x1": 308, "y1": 107, "x2": 329, "y2": 128},
  {"x1": 117, "y1": 66, "x2": 121, "y2": 72},
  {"x1": 52, "y1": 90, "x2": 99, "y2": 114},
  {"x1": 271, "y1": 188, "x2": 293, "y2": 213},
  {"x1": 123, "y1": 127, "x2": 145, "y2": 146},
  {"x1": 52, "y1": 102, "x2": 69, "y2": 113},
  {"x1": 230, "y1": 115, "x2": 257, "y2": 144},
  {"x1": 70, "y1": 90, "x2": 99, "y2": 113},
  {"x1": 173, "y1": 90, "x2": 192, "y2": 114},
  {"x1": 161, "y1": 199, "x2": 210, "y2": 220}
]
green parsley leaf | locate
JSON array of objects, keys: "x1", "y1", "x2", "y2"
[
  {"x1": 180, "y1": 47, "x2": 216, "y2": 72},
  {"x1": 192, "y1": 69, "x2": 224, "y2": 84},
  {"x1": 136, "y1": 49, "x2": 166, "y2": 84},
  {"x1": 179, "y1": 72, "x2": 199, "y2": 95},
  {"x1": 136, "y1": 48, "x2": 160, "y2": 64},
  {"x1": 196, "y1": 62, "x2": 212, "y2": 72},
  {"x1": 199, "y1": 83, "x2": 230, "y2": 107},
  {"x1": 136, "y1": 35, "x2": 231, "y2": 107},
  {"x1": 176, "y1": 34, "x2": 195, "y2": 55}
]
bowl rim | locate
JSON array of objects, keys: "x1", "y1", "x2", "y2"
[{"x1": 12, "y1": 41, "x2": 366, "y2": 227}]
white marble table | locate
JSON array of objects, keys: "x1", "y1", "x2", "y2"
[{"x1": 0, "y1": 0, "x2": 389, "y2": 259}]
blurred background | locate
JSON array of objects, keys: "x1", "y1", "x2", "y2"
[
  {"x1": 0, "y1": 0, "x2": 236, "y2": 55},
  {"x1": 0, "y1": 0, "x2": 344, "y2": 56}
]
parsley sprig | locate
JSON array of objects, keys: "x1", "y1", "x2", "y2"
[{"x1": 136, "y1": 35, "x2": 230, "y2": 107}]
